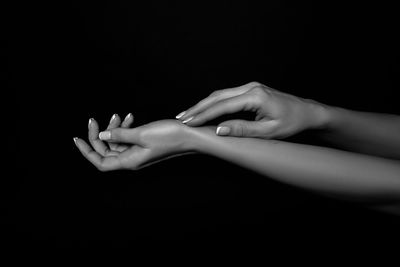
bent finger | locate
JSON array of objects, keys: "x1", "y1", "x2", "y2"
[
  {"x1": 177, "y1": 82, "x2": 257, "y2": 121},
  {"x1": 184, "y1": 94, "x2": 257, "y2": 126},
  {"x1": 106, "y1": 114, "x2": 121, "y2": 151},
  {"x1": 88, "y1": 118, "x2": 112, "y2": 156},
  {"x1": 106, "y1": 114, "x2": 123, "y2": 151},
  {"x1": 107, "y1": 113, "x2": 134, "y2": 152},
  {"x1": 217, "y1": 119, "x2": 279, "y2": 138},
  {"x1": 114, "y1": 113, "x2": 135, "y2": 152},
  {"x1": 74, "y1": 137, "x2": 121, "y2": 171},
  {"x1": 106, "y1": 113, "x2": 121, "y2": 130},
  {"x1": 121, "y1": 113, "x2": 134, "y2": 128},
  {"x1": 99, "y1": 126, "x2": 144, "y2": 146}
]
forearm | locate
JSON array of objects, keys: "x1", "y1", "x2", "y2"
[
  {"x1": 316, "y1": 105, "x2": 400, "y2": 159},
  {"x1": 185, "y1": 126, "x2": 400, "y2": 204}
]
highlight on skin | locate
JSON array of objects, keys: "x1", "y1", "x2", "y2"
[{"x1": 74, "y1": 82, "x2": 400, "y2": 214}]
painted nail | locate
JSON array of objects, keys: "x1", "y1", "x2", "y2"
[
  {"x1": 88, "y1": 118, "x2": 93, "y2": 128},
  {"x1": 182, "y1": 116, "x2": 194, "y2": 124},
  {"x1": 175, "y1": 111, "x2": 186, "y2": 119},
  {"x1": 110, "y1": 114, "x2": 117, "y2": 123},
  {"x1": 125, "y1": 113, "x2": 133, "y2": 121},
  {"x1": 99, "y1": 131, "x2": 111, "y2": 140},
  {"x1": 216, "y1": 126, "x2": 230, "y2": 135},
  {"x1": 73, "y1": 137, "x2": 78, "y2": 144}
]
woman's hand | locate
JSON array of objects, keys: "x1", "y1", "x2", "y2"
[
  {"x1": 74, "y1": 114, "x2": 193, "y2": 171},
  {"x1": 176, "y1": 82, "x2": 331, "y2": 139}
]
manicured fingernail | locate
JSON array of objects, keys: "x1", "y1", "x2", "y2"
[
  {"x1": 216, "y1": 126, "x2": 230, "y2": 135},
  {"x1": 73, "y1": 137, "x2": 78, "y2": 144},
  {"x1": 125, "y1": 113, "x2": 133, "y2": 121},
  {"x1": 88, "y1": 118, "x2": 93, "y2": 128},
  {"x1": 182, "y1": 116, "x2": 194, "y2": 124},
  {"x1": 110, "y1": 114, "x2": 117, "y2": 123},
  {"x1": 175, "y1": 111, "x2": 186, "y2": 119},
  {"x1": 99, "y1": 131, "x2": 111, "y2": 140}
]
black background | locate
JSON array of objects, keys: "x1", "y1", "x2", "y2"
[{"x1": 4, "y1": 1, "x2": 400, "y2": 248}]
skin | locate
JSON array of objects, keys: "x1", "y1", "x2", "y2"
[
  {"x1": 177, "y1": 81, "x2": 400, "y2": 159},
  {"x1": 177, "y1": 81, "x2": 330, "y2": 139},
  {"x1": 75, "y1": 116, "x2": 194, "y2": 171},
  {"x1": 74, "y1": 82, "x2": 400, "y2": 213}
]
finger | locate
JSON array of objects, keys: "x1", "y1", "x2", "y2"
[
  {"x1": 106, "y1": 113, "x2": 121, "y2": 130},
  {"x1": 88, "y1": 118, "x2": 114, "y2": 156},
  {"x1": 121, "y1": 113, "x2": 134, "y2": 128},
  {"x1": 216, "y1": 119, "x2": 279, "y2": 138},
  {"x1": 74, "y1": 137, "x2": 121, "y2": 171},
  {"x1": 106, "y1": 114, "x2": 122, "y2": 151},
  {"x1": 107, "y1": 113, "x2": 134, "y2": 153},
  {"x1": 177, "y1": 82, "x2": 258, "y2": 121},
  {"x1": 98, "y1": 127, "x2": 144, "y2": 145},
  {"x1": 112, "y1": 113, "x2": 135, "y2": 152},
  {"x1": 183, "y1": 94, "x2": 258, "y2": 126}
]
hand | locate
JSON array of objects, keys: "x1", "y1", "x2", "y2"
[
  {"x1": 176, "y1": 81, "x2": 330, "y2": 139},
  {"x1": 74, "y1": 114, "x2": 193, "y2": 171}
]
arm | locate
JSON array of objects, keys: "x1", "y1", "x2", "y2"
[
  {"x1": 314, "y1": 105, "x2": 400, "y2": 160},
  {"x1": 75, "y1": 118, "x2": 400, "y2": 210},
  {"x1": 177, "y1": 81, "x2": 400, "y2": 159},
  {"x1": 185, "y1": 125, "x2": 400, "y2": 204}
]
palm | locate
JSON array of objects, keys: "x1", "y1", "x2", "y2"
[
  {"x1": 75, "y1": 117, "x2": 191, "y2": 171},
  {"x1": 117, "y1": 119, "x2": 190, "y2": 168}
]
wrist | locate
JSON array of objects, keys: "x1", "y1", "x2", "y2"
[
  {"x1": 318, "y1": 104, "x2": 346, "y2": 131},
  {"x1": 181, "y1": 125, "x2": 218, "y2": 154},
  {"x1": 306, "y1": 100, "x2": 335, "y2": 130}
]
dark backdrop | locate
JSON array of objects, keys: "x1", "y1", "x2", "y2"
[{"x1": 4, "y1": 1, "x2": 400, "y2": 248}]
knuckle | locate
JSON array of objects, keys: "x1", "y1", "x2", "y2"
[
  {"x1": 247, "y1": 92, "x2": 263, "y2": 105},
  {"x1": 231, "y1": 123, "x2": 245, "y2": 137},
  {"x1": 249, "y1": 86, "x2": 269, "y2": 104},
  {"x1": 247, "y1": 81, "x2": 261, "y2": 88},
  {"x1": 250, "y1": 86, "x2": 265, "y2": 95},
  {"x1": 110, "y1": 129, "x2": 119, "y2": 139},
  {"x1": 238, "y1": 125, "x2": 246, "y2": 137},
  {"x1": 209, "y1": 89, "x2": 222, "y2": 97}
]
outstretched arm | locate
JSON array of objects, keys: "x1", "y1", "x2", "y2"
[
  {"x1": 75, "y1": 117, "x2": 400, "y2": 209},
  {"x1": 176, "y1": 82, "x2": 400, "y2": 159},
  {"x1": 186, "y1": 125, "x2": 400, "y2": 205},
  {"x1": 313, "y1": 106, "x2": 400, "y2": 160}
]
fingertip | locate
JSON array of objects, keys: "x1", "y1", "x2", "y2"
[
  {"x1": 73, "y1": 137, "x2": 79, "y2": 145},
  {"x1": 175, "y1": 111, "x2": 186, "y2": 119},
  {"x1": 121, "y1": 113, "x2": 134, "y2": 128},
  {"x1": 216, "y1": 126, "x2": 230, "y2": 135},
  {"x1": 88, "y1": 118, "x2": 93, "y2": 129},
  {"x1": 110, "y1": 113, "x2": 118, "y2": 124},
  {"x1": 99, "y1": 130, "x2": 111, "y2": 141},
  {"x1": 124, "y1": 113, "x2": 133, "y2": 122},
  {"x1": 182, "y1": 116, "x2": 194, "y2": 124},
  {"x1": 89, "y1": 117, "x2": 100, "y2": 128}
]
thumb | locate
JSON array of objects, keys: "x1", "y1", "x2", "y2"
[
  {"x1": 99, "y1": 127, "x2": 142, "y2": 144},
  {"x1": 216, "y1": 120, "x2": 278, "y2": 137}
]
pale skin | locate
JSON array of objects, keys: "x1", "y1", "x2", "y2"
[{"x1": 74, "y1": 82, "x2": 400, "y2": 213}]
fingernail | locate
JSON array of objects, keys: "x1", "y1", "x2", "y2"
[
  {"x1": 110, "y1": 114, "x2": 117, "y2": 123},
  {"x1": 88, "y1": 118, "x2": 93, "y2": 128},
  {"x1": 125, "y1": 113, "x2": 133, "y2": 121},
  {"x1": 175, "y1": 111, "x2": 186, "y2": 119},
  {"x1": 182, "y1": 116, "x2": 194, "y2": 124},
  {"x1": 216, "y1": 126, "x2": 230, "y2": 135},
  {"x1": 73, "y1": 137, "x2": 78, "y2": 144},
  {"x1": 99, "y1": 131, "x2": 111, "y2": 140}
]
